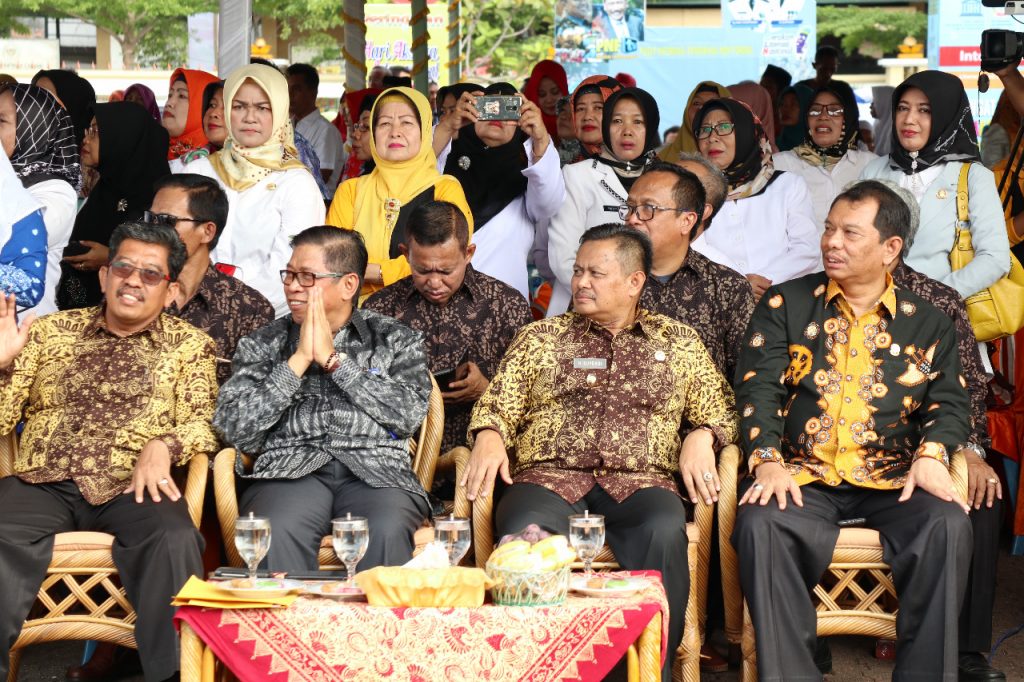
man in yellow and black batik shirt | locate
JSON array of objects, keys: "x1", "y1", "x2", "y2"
[{"x1": 732, "y1": 181, "x2": 973, "y2": 681}]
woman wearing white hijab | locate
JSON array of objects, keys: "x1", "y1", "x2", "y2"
[{"x1": 185, "y1": 63, "x2": 325, "y2": 316}]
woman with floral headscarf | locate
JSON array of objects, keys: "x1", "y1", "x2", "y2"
[
  {"x1": 547, "y1": 87, "x2": 661, "y2": 313},
  {"x1": 187, "y1": 63, "x2": 325, "y2": 316},
  {"x1": 691, "y1": 97, "x2": 819, "y2": 297},
  {"x1": 774, "y1": 80, "x2": 877, "y2": 228},
  {"x1": 0, "y1": 84, "x2": 82, "y2": 315},
  {"x1": 860, "y1": 70, "x2": 1010, "y2": 299}
]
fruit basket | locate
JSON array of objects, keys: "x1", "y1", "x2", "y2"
[{"x1": 486, "y1": 562, "x2": 571, "y2": 606}]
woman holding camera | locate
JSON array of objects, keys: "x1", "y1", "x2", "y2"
[
  {"x1": 431, "y1": 82, "x2": 564, "y2": 300},
  {"x1": 860, "y1": 70, "x2": 1010, "y2": 299},
  {"x1": 547, "y1": 87, "x2": 660, "y2": 314},
  {"x1": 327, "y1": 87, "x2": 472, "y2": 299}
]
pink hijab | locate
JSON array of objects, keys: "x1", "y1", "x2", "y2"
[{"x1": 728, "y1": 81, "x2": 778, "y2": 152}]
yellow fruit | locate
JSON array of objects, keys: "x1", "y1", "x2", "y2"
[
  {"x1": 531, "y1": 535, "x2": 569, "y2": 558},
  {"x1": 554, "y1": 547, "x2": 577, "y2": 567},
  {"x1": 489, "y1": 540, "x2": 530, "y2": 565},
  {"x1": 498, "y1": 553, "x2": 542, "y2": 572}
]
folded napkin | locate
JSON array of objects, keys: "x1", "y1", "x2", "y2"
[{"x1": 172, "y1": 575, "x2": 299, "y2": 609}]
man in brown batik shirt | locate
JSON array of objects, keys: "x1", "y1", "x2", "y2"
[
  {"x1": 147, "y1": 173, "x2": 275, "y2": 385},
  {"x1": 464, "y1": 224, "x2": 737, "y2": 679},
  {"x1": 364, "y1": 200, "x2": 533, "y2": 453}
]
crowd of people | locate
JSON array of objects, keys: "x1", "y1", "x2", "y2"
[{"x1": 0, "y1": 43, "x2": 1020, "y2": 682}]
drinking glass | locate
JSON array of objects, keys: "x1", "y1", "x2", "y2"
[
  {"x1": 568, "y1": 514, "x2": 605, "y2": 577},
  {"x1": 234, "y1": 513, "x2": 271, "y2": 583},
  {"x1": 434, "y1": 516, "x2": 471, "y2": 566},
  {"x1": 332, "y1": 515, "x2": 369, "y2": 585}
]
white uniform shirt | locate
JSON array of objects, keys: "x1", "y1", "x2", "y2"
[
  {"x1": 24, "y1": 178, "x2": 76, "y2": 317},
  {"x1": 772, "y1": 149, "x2": 878, "y2": 231},
  {"x1": 691, "y1": 171, "x2": 822, "y2": 285},
  {"x1": 184, "y1": 156, "x2": 326, "y2": 317}
]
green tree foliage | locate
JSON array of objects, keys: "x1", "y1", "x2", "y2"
[
  {"x1": 15, "y1": 0, "x2": 214, "y2": 68},
  {"x1": 459, "y1": 0, "x2": 553, "y2": 80},
  {"x1": 817, "y1": 6, "x2": 927, "y2": 58}
]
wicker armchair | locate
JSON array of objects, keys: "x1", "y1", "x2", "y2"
[
  {"x1": 717, "y1": 446, "x2": 969, "y2": 681},
  {"x1": 454, "y1": 444, "x2": 740, "y2": 682},
  {"x1": 0, "y1": 430, "x2": 209, "y2": 682},
  {"x1": 214, "y1": 376, "x2": 445, "y2": 569}
]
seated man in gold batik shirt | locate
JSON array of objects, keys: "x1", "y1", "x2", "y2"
[
  {"x1": 463, "y1": 223, "x2": 738, "y2": 679},
  {"x1": 732, "y1": 180, "x2": 973, "y2": 681},
  {"x1": 0, "y1": 222, "x2": 219, "y2": 682}
]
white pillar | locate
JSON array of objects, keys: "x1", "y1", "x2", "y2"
[
  {"x1": 342, "y1": 0, "x2": 366, "y2": 91},
  {"x1": 410, "y1": 0, "x2": 429, "y2": 93},
  {"x1": 217, "y1": 0, "x2": 252, "y2": 77},
  {"x1": 447, "y1": 0, "x2": 460, "y2": 84}
]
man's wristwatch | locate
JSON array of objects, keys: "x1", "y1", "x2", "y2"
[{"x1": 963, "y1": 442, "x2": 986, "y2": 460}]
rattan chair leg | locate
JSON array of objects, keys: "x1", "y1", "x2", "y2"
[{"x1": 6, "y1": 648, "x2": 21, "y2": 682}]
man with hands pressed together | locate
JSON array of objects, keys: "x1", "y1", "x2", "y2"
[
  {"x1": 732, "y1": 181, "x2": 973, "y2": 681},
  {"x1": 214, "y1": 227, "x2": 432, "y2": 571},
  {"x1": 0, "y1": 221, "x2": 219, "y2": 682},
  {"x1": 463, "y1": 224, "x2": 737, "y2": 679}
]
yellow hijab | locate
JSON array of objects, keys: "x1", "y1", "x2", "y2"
[
  {"x1": 658, "y1": 81, "x2": 731, "y2": 162},
  {"x1": 354, "y1": 87, "x2": 448, "y2": 239},
  {"x1": 209, "y1": 64, "x2": 306, "y2": 191}
]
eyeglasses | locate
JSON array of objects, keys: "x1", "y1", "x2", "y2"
[
  {"x1": 351, "y1": 123, "x2": 370, "y2": 133},
  {"x1": 84, "y1": 124, "x2": 99, "y2": 139},
  {"x1": 618, "y1": 203, "x2": 692, "y2": 221},
  {"x1": 279, "y1": 270, "x2": 348, "y2": 287},
  {"x1": 109, "y1": 261, "x2": 171, "y2": 286},
  {"x1": 807, "y1": 105, "x2": 845, "y2": 118},
  {"x1": 142, "y1": 211, "x2": 210, "y2": 227},
  {"x1": 695, "y1": 122, "x2": 735, "y2": 139}
]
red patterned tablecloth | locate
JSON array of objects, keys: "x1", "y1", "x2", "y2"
[{"x1": 175, "y1": 571, "x2": 668, "y2": 682}]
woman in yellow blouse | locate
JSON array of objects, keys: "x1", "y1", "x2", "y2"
[{"x1": 327, "y1": 86, "x2": 472, "y2": 297}]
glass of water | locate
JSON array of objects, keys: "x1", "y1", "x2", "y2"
[
  {"x1": 234, "y1": 512, "x2": 271, "y2": 583},
  {"x1": 332, "y1": 514, "x2": 369, "y2": 585},
  {"x1": 568, "y1": 513, "x2": 605, "y2": 577},
  {"x1": 434, "y1": 516, "x2": 471, "y2": 566}
]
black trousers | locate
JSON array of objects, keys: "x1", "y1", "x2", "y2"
[
  {"x1": 960, "y1": 498, "x2": 1002, "y2": 652},
  {"x1": 731, "y1": 481, "x2": 972, "y2": 682},
  {"x1": 496, "y1": 483, "x2": 689, "y2": 682},
  {"x1": 239, "y1": 460, "x2": 429, "y2": 572},
  {"x1": 0, "y1": 477, "x2": 203, "y2": 682}
]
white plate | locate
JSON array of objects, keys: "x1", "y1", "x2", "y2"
[
  {"x1": 212, "y1": 578, "x2": 304, "y2": 598},
  {"x1": 569, "y1": 576, "x2": 647, "y2": 598},
  {"x1": 303, "y1": 582, "x2": 366, "y2": 601}
]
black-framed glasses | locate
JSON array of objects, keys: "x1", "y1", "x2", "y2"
[
  {"x1": 279, "y1": 270, "x2": 347, "y2": 287},
  {"x1": 350, "y1": 123, "x2": 370, "y2": 133},
  {"x1": 618, "y1": 203, "x2": 692, "y2": 221},
  {"x1": 695, "y1": 122, "x2": 735, "y2": 139},
  {"x1": 142, "y1": 211, "x2": 210, "y2": 227},
  {"x1": 109, "y1": 261, "x2": 171, "y2": 286},
  {"x1": 807, "y1": 105, "x2": 845, "y2": 118}
]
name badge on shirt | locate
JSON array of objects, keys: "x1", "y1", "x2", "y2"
[{"x1": 574, "y1": 357, "x2": 608, "y2": 370}]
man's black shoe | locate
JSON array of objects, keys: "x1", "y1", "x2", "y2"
[{"x1": 958, "y1": 652, "x2": 1006, "y2": 681}]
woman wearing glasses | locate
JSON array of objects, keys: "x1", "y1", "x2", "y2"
[
  {"x1": 690, "y1": 98, "x2": 819, "y2": 298},
  {"x1": 773, "y1": 80, "x2": 877, "y2": 229},
  {"x1": 859, "y1": 71, "x2": 1009, "y2": 300},
  {"x1": 547, "y1": 87, "x2": 660, "y2": 314},
  {"x1": 186, "y1": 64, "x2": 325, "y2": 317},
  {"x1": 58, "y1": 102, "x2": 169, "y2": 309}
]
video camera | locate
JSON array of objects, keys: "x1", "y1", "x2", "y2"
[{"x1": 981, "y1": 28, "x2": 1024, "y2": 72}]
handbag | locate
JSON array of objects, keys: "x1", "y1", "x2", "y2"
[{"x1": 951, "y1": 163, "x2": 1024, "y2": 342}]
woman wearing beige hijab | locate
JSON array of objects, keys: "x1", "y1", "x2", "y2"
[{"x1": 185, "y1": 63, "x2": 324, "y2": 316}]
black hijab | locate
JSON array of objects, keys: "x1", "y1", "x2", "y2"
[
  {"x1": 598, "y1": 87, "x2": 660, "y2": 174},
  {"x1": 31, "y1": 69, "x2": 96, "y2": 148},
  {"x1": 57, "y1": 102, "x2": 169, "y2": 309},
  {"x1": 443, "y1": 82, "x2": 529, "y2": 230},
  {"x1": 888, "y1": 70, "x2": 980, "y2": 174},
  {"x1": 804, "y1": 79, "x2": 860, "y2": 158},
  {"x1": 8, "y1": 84, "x2": 82, "y2": 192},
  {"x1": 693, "y1": 98, "x2": 768, "y2": 189}
]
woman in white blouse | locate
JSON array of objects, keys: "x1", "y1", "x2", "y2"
[
  {"x1": 773, "y1": 80, "x2": 877, "y2": 230},
  {"x1": 183, "y1": 63, "x2": 325, "y2": 316},
  {"x1": 547, "y1": 86, "x2": 660, "y2": 314},
  {"x1": 860, "y1": 70, "x2": 1010, "y2": 300},
  {"x1": 690, "y1": 97, "x2": 820, "y2": 298}
]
